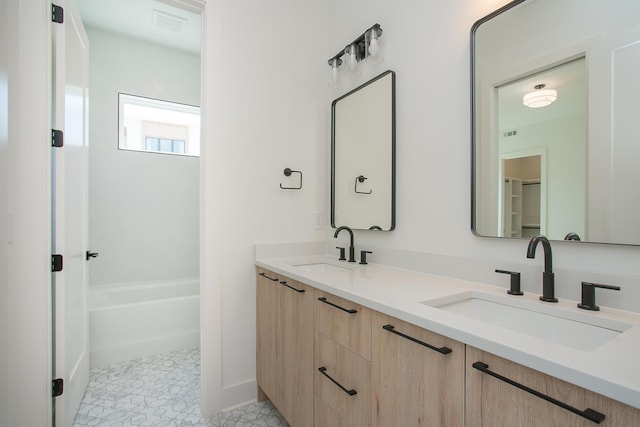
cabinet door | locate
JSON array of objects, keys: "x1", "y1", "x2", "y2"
[
  {"x1": 466, "y1": 346, "x2": 640, "y2": 427},
  {"x1": 280, "y1": 276, "x2": 314, "y2": 427},
  {"x1": 256, "y1": 268, "x2": 281, "y2": 405},
  {"x1": 371, "y1": 312, "x2": 465, "y2": 427},
  {"x1": 257, "y1": 269, "x2": 314, "y2": 427}
]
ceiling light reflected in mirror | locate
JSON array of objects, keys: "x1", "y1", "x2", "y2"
[{"x1": 523, "y1": 84, "x2": 557, "y2": 108}]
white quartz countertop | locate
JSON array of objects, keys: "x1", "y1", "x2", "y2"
[{"x1": 255, "y1": 255, "x2": 640, "y2": 409}]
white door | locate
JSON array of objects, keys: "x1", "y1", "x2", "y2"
[
  {"x1": 52, "y1": 1, "x2": 90, "y2": 425},
  {"x1": 588, "y1": 24, "x2": 640, "y2": 244}
]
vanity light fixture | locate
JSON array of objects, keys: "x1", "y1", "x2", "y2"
[
  {"x1": 327, "y1": 24, "x2": 383, "y2": 86},
  {"x1": 523, "y1": 84, "x2": 557, "y2": 108}
]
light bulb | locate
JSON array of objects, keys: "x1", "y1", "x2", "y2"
[
  {"x1": 368, "y1": 38, "x2": 380, "y2": 56},
  {"x1": 365, "y1": 27, "x2": 383, "y2": 64}
]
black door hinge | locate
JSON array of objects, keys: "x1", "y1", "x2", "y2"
[
  {"x1": 52, "y1": 129, "x2": 63, "y2": 147},
  {"x1": 52, "y1": 254, "x2": 63, "y2": 272},
  {"x1": 52, "y1": 4, "x2": 64, "y2": 24},
  {"x1": 52, "y1": 378, "x2": 64, "y2": 397}
]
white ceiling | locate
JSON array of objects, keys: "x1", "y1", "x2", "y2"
[
  {"x1": 76, "y1": 0, "x2": 201, "y2": 54},
  {"x1": 498, "y1": 58, "x2": 586, "y2": 130}
]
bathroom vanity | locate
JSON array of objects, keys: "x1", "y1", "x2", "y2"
[{"x1": 255, "y1": 257, "x2": 640, "y2": 426}]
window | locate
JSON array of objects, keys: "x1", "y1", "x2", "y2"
[
  {"x1": 145, "y1": 137, "x2": 186, "y2": 154},
  {"x1": 118, "y1": 93, "x2": 200, "y2": 156}
]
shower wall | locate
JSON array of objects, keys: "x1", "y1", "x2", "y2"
[{"x1": 87, "y1": 28, "x2": 200, "y2": 287}]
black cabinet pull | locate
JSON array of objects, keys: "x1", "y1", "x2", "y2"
[
  {"x1": 318, "y1": 297, "x2": 357, "y2": 314},
  {"x1": 258, "y1": 272, "x2": 278, "y2": 282},
  {"x1": 472, "y1": 361, "x2": 605, "y2": 424},
  {"x1": 279, "y1": 280, "x2": 305, "y2": 293},
  {"x1": 382, "y1": 324, "x2": 452, "y2": 355},
  {"x1": 318, "y1": 367, "x2": 357, "y2": 396}
]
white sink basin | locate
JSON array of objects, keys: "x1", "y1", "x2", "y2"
[
  {"x1": 294, "y1": 262, "x2": 350, "y2": 273},
  {"x1": 422, "y1": 291, "x2": 632, "y2": 351}
]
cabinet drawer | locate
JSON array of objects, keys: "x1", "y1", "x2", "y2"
[
  {"x1": 466, "y1": 346, "x2": 640, "y2": 427},
  {"x1": 314, "y1": 394, "x2": 350, "y2": 427},
  {"x1": 314, "y1": 289, "x2": 371, "y2": 360},
  {"x1": 315, "y1": 331, "x2": 370, "y2": 427}
]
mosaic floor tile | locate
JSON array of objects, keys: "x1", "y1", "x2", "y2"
[{"x1": 73, "y1": 349, "x2": 289, "y2": 427}]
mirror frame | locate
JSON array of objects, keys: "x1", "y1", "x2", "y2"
[{"x1": 331, "y1": 70, "x2": 396, "y2": 231}]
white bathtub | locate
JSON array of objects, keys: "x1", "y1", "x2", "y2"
[{"x1": 89, "y1": 278, "x2": 200, "y2": 368}]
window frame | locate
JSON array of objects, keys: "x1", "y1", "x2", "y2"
[{"x1": 117, "y1": 93, "x2": 200, "y2": 157}]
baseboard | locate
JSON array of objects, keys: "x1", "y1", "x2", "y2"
[{"x1": 221, "y1": 379, "x2": 258, "y2": 411}]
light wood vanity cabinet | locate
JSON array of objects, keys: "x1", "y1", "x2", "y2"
[
  {"x1": 314, "y1": 289, "x2": 372, "y2": 427},
  {"x1": 371, "y1": 312, "x2": 465, "y2": 427},
  {"x1": 256, "y1": 268, "x2": 640, "y2": 427},
  {"x1": 466, "y1": 346, "x2": 640, "y2": 427},
  {"x1": 256, "y1": 268, "x2": 314, "y2": 427}
]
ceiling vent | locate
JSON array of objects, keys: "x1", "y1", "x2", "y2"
[{"x1": 152, "y1": 9, "x2": 186, "y2": 33}]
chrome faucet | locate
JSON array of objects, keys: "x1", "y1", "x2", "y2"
[
  {"x1": 334, "y1": 226, "x2": 356, "y2": 262},
  {"x1": 526, "y1": 234, "x2": 558, "y2": 302}
]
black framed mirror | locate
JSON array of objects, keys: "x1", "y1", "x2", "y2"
[
  {"x1": 471, "y1": 0, "x2": 640, "y2": 245},
  {"x1": 331, "y1": 70, "x2": 395, "y2": 231}
]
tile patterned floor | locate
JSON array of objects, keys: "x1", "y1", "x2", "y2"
[{"x1": 73, "y1": 349, "x2": 290, "y2": 427}]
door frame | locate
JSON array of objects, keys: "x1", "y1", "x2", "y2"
[
  {"x1": 196, "y1": 0, "x2": 224, "y2": 417},
  {"x1": 498, "y1": 148, "x2": 548, "y2": 237},
  {"x1": 4, "y1": 0, "x2": 54, "y2": 426},
  {"x1": 5, "y1": 0, "x2": 226, "y2": 424}
]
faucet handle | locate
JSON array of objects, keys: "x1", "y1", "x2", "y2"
[
  {"x1": 336, "y1": 246, "x2": 346, "y2": 261},
  {"x1": 359, "y1": 250, "x2": 372, "y2": 265},
  {"x1": 578, "y1": 282, "x2": 621, "y2": 311},
  {"x1": 495, "y1": 269, "x2": 523, "y2": 296}
]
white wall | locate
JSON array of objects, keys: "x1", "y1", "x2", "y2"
[
  {"x1": 325, "y1": 0, "x2": 513, "y2": 256},
  {"x1": 200, "y1": 0, "x2": 329, "y2": 412},
  {"x1": 321, "y1": 0, "x2": 640, "y2": 274},
  {"x1": 0, "y1": 0, "x2": 8, "y2": 422},
  {"x1": 86, "y1": 28, "x2": 200, "y2": 287},
  {"x1": 200, "y1": 0, "x2": 640, "y2": 414}
]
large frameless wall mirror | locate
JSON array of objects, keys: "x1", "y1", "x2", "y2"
[
  {"x1": 472, "y1": 0, "x2": 640, "y2": 245},
  {"x1": 331, "y1": 70, "x2": 395, "y2": 231}
]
